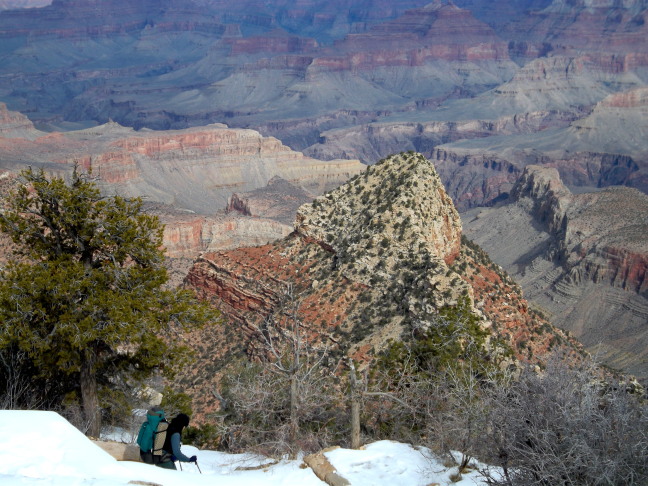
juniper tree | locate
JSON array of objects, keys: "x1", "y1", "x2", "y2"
[{"x1": 0, "y1": 167, "x2": 217, "y2": 437}]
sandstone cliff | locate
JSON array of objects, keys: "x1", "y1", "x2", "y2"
[
  {"x1": 182, "y1": 153, "x2": 581, "y2": 415},
  {"x1": 0, "y1": 107, "x2": 364, "y2": 276},
  {"x1": 463, "y1": 165, "x2": 648, "y2": 378},
  {"x1": 0, "y1": 114, "x2": 365, "y2": 214}
]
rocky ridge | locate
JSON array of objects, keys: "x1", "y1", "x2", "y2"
[
  {"x1": 0, "y1": 104, "x2": 364, "y2": 261},
  {"x1": 463, "y1": 165, "x2": 648, "y2": 378},
  {"x1": 182, "y1": 153, "x2": 581, "y2": 415},
  {"x1": 430, "y1": 86, "x2": 648, "y2": 210},
  {"x1": 0, "y1": 108, "x2": 365, "y2": 213}
]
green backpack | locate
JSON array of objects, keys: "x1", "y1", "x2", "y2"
[{"x1": 137, "y1": 412, "x2": 168, "y2": 462}]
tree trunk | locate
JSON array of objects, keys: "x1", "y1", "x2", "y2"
[
  {"x1": 351, "y1": 396, "x2": 360, "y2": 449},
  {"x1": 289, "y1": 373, "x2": 298, "y2": 457},
  {"x1": 349, "y1": 359, "x2": 361, "y2": 449},
  {"x1": 80, "y1": 347, "x2": 101, "y2": 438}
]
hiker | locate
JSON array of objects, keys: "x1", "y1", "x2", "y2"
[
  {"x1": 156, "y1": 413, "x2": 197, "y2": 470},
  {"x1": 137, "y1": 405, "x2": 166, "y2": 464}
]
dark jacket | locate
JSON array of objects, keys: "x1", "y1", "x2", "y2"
[{"x1": 162, "y1": 413, "x2": 193, "y2": 463}]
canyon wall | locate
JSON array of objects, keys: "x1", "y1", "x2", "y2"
[
  {"x1": 427, "y1": 87, "x2": 648, "y2": 210},
  {"x1": 0, "y1": 112, "x2": 365, "y2": 214},
  {"x1": 463, "y1": 165, "x2": 648, "y2": 378},
  {"x1": 0, "y1": 105, "x2": 364, "y2": 273}
]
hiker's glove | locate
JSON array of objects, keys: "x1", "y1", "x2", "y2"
[{"x1": 189, "y1": 455, "x2": 197, "y2": 463}]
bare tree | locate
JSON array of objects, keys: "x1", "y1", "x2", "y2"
[
  {"x1": 479, "y1": 355, "x2": 648, "y2": 486},
  {"x1": 218, "y1": 284, "x2": 342, "y2": 457},
  {"x1": 0, "y1": 347, "x2": 45, "y2": 409}
]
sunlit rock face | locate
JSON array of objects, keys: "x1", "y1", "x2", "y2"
[
  {"x1": 463, "y1": 164, "x2": 648, "y2": 379},
  {"x1": 184, "y1": 153, "x2": 580, "y2": 414}
]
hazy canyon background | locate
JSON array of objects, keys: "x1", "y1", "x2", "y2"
[{"x1": 0, "y1": 0, "x2": 646, "y2": 380}]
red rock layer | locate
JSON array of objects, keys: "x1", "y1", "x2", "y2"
[
  {"x1": 312, "y1": 2, "x2": 510, "y2": 71},
  {"x1": 512, "y1": 165, "x2": 648, "y2": 295}
]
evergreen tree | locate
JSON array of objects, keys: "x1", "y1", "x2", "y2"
[{"x1": 0, "y1": 167, "x2": 218, "y2": 437}]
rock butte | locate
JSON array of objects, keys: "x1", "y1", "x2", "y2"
[{"x1": 182, "y1": 153, "x2": 582, "y2": 418}]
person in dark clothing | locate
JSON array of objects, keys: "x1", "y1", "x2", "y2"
[{"x1": 156, "y1": 413, "x2": 197, "y2": 470}]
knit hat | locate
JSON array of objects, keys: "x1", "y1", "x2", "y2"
[{"x1": 174, "y1": 413, "x2": 190, "y2": 427}]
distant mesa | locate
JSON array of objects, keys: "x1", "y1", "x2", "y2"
[{"x1": 0, "y1": 104, "x2": 364, "y2": 268}]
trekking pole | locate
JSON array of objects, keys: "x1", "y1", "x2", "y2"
[{"x1": 195, "y1": 461, "x2": 202, "y2": 474}]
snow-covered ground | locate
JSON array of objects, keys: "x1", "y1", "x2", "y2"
[{"x1": 0, "y1": 410, "x2": 489, "y2": 485}]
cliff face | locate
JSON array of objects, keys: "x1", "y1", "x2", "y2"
[
  {"x1": 0, "y1": 107, "x2": 364, "y2": 276},
  {"x1": 226, "y1": 176, "x2": 314, "y2": 225},
  {"x1": 1, "y1": 0, "x2": 644, "y2": 189},
  {"x1": 463, "y1": 165, "x2": 648, "y2": 378},
  {"x1": 314, "y1": 2, "x2": 512, "y2": 70},
  {"x1": 0, "y1": 113, "x2": 365, "y2": 214},
  {"x1": 427, "y1": 86, "x2": 648, "y2": 210},
  {"x1": 511, "y1": 165, "x2": 648, "y2": 294},
  {"x1": 159, "y1": 211, "x2": 292, "y2": 259},
  {"x1": 0, "y1": 103, "x2": 44, "y2": 140},
  {"x1": 305, "y1": 108, "x2": 579, "y2": 165},
  {"x1": 0, "y1": 0, "x2": 227, "y2": 39},
  {"x1": 183, "y1": 153, "x2": 580, "y2": 413},
  {"x1": 0, "y1": 0, "x2": 517, "y2": 139}
]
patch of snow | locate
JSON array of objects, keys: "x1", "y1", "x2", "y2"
[{"x1": 0, "y1": 410, "x2": 491, "y2": 486}]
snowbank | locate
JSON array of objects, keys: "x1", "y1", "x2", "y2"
[{"x1": 0, "y1": 410, "x2": 488, "y2": 486}]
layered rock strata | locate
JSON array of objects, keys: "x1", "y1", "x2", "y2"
[
  {"x1": 431, "y1": 86, "x2": 648, "y2": 210},
  {"x1": 0, "y1": 103, "x2": 44, "y2": 140},
  {"x1": 0, "y1": 111, "x2": 365, "y2": 214},
  {"x1": 0, "y1": 106, "x2": 364, "y2": 282},
  {"x1": 511, "y1": 166, "x2": 648, "y2": 294},
  {"x1": 463, "y1": 165, "x2": 648, "y2": 378},
  {"x1": 182, "y1": 153, "x2": 581, "y2": 416},
  {"x1": 0, "y1": 0, "x2": 518, "y2": 138}
]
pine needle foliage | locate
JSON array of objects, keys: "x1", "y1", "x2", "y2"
[{"x1": 0, "y1": 167, "x2": 218, "y2": 436}]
